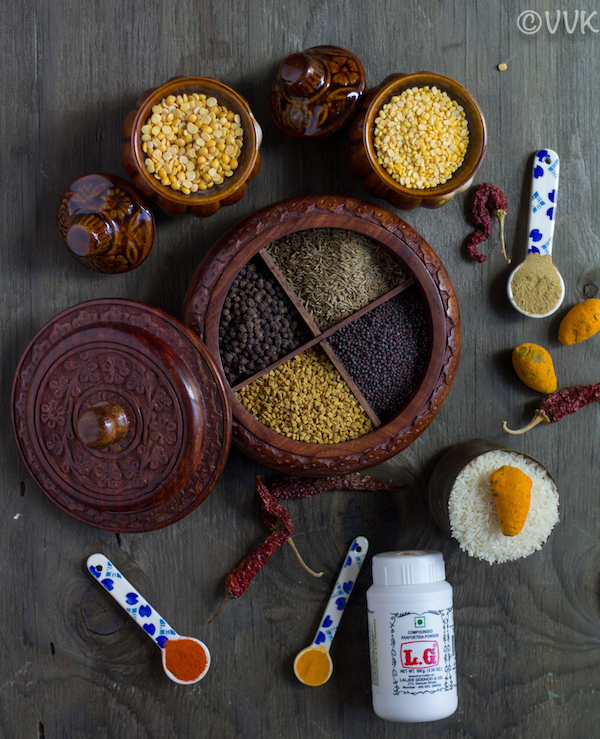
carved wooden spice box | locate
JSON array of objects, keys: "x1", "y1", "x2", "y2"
[{"x1": 183, "y1": 195, "x2": 461, "y2": 476}]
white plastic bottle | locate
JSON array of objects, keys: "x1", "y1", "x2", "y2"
[{"x1": 366, "y1": 550, "x2": 457, "y2": 722}]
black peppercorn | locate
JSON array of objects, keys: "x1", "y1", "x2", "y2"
[{"x1": 219, "y1": 259, "x2": 312, "y2": 385}]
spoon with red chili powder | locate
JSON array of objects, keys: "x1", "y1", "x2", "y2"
[{"x1": 87, "y1": 553, "x2": 210, "y2": 685}]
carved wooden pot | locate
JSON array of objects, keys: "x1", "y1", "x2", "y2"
[
  {"x1": 121, "y1": 77, "x2": 262, "y2": 217},
  {"x1": 348, "y1": 72, "x2": 487, "y2": 210},
  {"x1": 11, "y1": 299, "x2": 231, "y2": 531},
  {"x1": 183, "y1": 195, "x2": 461, "y2": 476}
]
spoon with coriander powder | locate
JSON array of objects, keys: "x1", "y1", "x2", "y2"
[
  {"x1": 507, "y1": 149, "x2": 565, "y2": 317},
  {"x1": 293, "y1": 536, "x2": 368, "y2": 687},
  {"x1": 87, "y1": 553, "x2": 210, "y2": 685}
]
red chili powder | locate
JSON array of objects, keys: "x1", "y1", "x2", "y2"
[{"x1": 164, "y1": 638, "x2": 207, "y2": 682}]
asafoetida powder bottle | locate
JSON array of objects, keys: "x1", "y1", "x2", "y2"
[{"x1": 366, "y1": 551, "x2": 457, "y2": 722}]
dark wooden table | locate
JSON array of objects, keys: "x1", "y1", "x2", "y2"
[{"x1": 3, "y1": 3, "x2": 600, "y2": 737}]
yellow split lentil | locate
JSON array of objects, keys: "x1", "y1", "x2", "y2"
[
  {"x1": 141, "y1": 92, "x2": 244, "y2": 194},
  {"x1": 235, "y1": 347, "x2": 374, "y2": 444},
  {"x1": 373, "y1": 85, "x2": 469, "y2": 189}
]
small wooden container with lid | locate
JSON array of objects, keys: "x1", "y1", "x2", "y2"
[
  {"x1": 348, "y1": 72, "x2": 487, "y2": 210},
  {"x1": 121, "y1": 77, "x2": 262, "y2": 217}
]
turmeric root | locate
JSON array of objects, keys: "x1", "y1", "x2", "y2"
[
  {"x1": 489, "y1": 466, "x2": 532, "y2": 536},
  {"x1": 558, "y1": 298, "x2": 600, "y2": 346},
  {"x1": 512, "y1": 343, "x2": 557, "y2": 394}
]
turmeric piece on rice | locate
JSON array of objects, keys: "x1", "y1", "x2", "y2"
[{"x1": 489, "y1": 465, "x2": 532, "y2": 536}]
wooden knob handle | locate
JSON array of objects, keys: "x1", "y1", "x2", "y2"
[
  {"x1": 280, "y1": 52, "x2": 327, "y2": 98},
  {"x1": 76, "y1": 402, "x2": 129, "y2": 449},
  {"x1": 66, "y1": 214, "x2": 113, "y2": 257}
]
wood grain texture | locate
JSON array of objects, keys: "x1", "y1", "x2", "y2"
[{"x1": 3, "y1": 1, "x2": 600, "y2": 737}]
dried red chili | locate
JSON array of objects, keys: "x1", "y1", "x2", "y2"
[
  {"x1": 224, "y1": 477, "x2": 293, "y2": 599},
  {"x1": 221, "y1": 473, "x2": 404, "y2": 603},
  {"x1": 466, "y1": 183, "x2": 509, "y2": 264},
  {"x1": 269, "y1": 472, "x2": 404, "y2": 499},
  {"x1": 503, "y1": 382, "x2": 600, "y2": 434}
]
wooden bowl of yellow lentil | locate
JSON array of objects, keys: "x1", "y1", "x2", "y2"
[
  {"x1": 121, "y1": 77, "x2": 262, "y2": 217},
  {"x1": 348, "y1": 72, "x2": 487, "y2": 210},
  {"x1": 183, "y1": 195, "x2": 461, "y2": 476}
]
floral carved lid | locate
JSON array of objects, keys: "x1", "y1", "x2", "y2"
[{"x1": 11, "y1": 299, "x2": 231, "y2": 532}]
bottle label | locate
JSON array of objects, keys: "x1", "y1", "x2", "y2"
[
  {"x1": 388, "y1": 607, "x2": 455, "y2": 695},
  {"x1": 367, "y1": 608, "x2": 381, "y2": 693}
]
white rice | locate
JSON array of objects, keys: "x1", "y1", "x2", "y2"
[{"x1": 448, "y1": 450, "x2": 559, "y2": 564}]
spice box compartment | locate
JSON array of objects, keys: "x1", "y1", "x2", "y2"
[
  {"x1": 183, "y1": 195, "x2": 461, "y2": 475},
  {"x1": 230, "y1": 253, "x2": 420, "y2": 428}
]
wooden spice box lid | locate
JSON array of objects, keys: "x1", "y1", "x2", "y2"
[
  {"x1": 11, "y1": 299, "x2": 231, "y2": 531},
  {"x1": 183, "y1": 195, "x2": 461, "y2": 475}
]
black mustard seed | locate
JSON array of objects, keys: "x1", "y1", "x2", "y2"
[{"x1": 327, "y1": 289, "x2": 429, "y2": 421}]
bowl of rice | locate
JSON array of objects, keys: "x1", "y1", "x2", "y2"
[{"x1": 428, "y1": 439, "x2": 559, "y2": 564}]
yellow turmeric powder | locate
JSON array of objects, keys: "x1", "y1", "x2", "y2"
[
  {"x1": 511, "y1": 343, "x2": 557, "y2": 394},
  {"x1": 489, "y1": 465, "x2": 532, "y2": 536},
  {"x1": 558, "y1": 298, "x2": 600, "y2": 345},
  {"x1": 294, "y1": 646, "x2": 332, "y2": 686}
]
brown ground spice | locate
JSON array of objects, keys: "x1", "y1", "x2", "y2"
[{"x1": 511, "y1": 254, "x2": 562, "y2": 315}]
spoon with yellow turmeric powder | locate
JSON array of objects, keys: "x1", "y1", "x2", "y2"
[{"x1": 293, "y1": 536, "x2": 368, "y2": 687}]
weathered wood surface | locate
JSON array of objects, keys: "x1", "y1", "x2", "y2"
[{"x1": 2, "y1": 2, "x2": 600, "y2": 737}]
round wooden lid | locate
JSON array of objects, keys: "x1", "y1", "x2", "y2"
[{"x1": 11, "y1": 299, "x2": 231, "y2": 532}]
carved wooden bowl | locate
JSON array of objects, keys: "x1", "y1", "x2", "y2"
[
  {"x1": 11, "y1": 299, "x2": 232, "y2": 532},
  {"x1": 121, "y1": 77, "x2": 262, "y2": 217},
  {"x1": 348, "y1": 72, "x2": 487, "y2": 210},
  {"x1": 183, "y1": 195, "x2": 461, "y2": 476}
]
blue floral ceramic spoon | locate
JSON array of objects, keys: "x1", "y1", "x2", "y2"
[
  {"x1": 293, "y1": 536, "x2": 368, "y2": 686},
  {"x1": 87, "y1": 553, "x2": 210, "y2": 684},
  {"x1": 507, "y1": 149, "x2": 565, "y2": 317}
]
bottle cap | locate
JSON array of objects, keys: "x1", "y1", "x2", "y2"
[{"x1": 372, "y1": 550, "x2": 446, "y2": 585}]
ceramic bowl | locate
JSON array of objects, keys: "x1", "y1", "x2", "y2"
[
  {"x1": 121, "y1": 77, "x2": 262, "y2": 217},
  {"x1": 183, "y1": 195, "x2": 462, "y2": 476},
  {"x1": 348, "y1": 72, "x2": 487, "y2": 210},
  {"x1": 427, "y1": 439, "x2": 558, "y2": 563}
]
